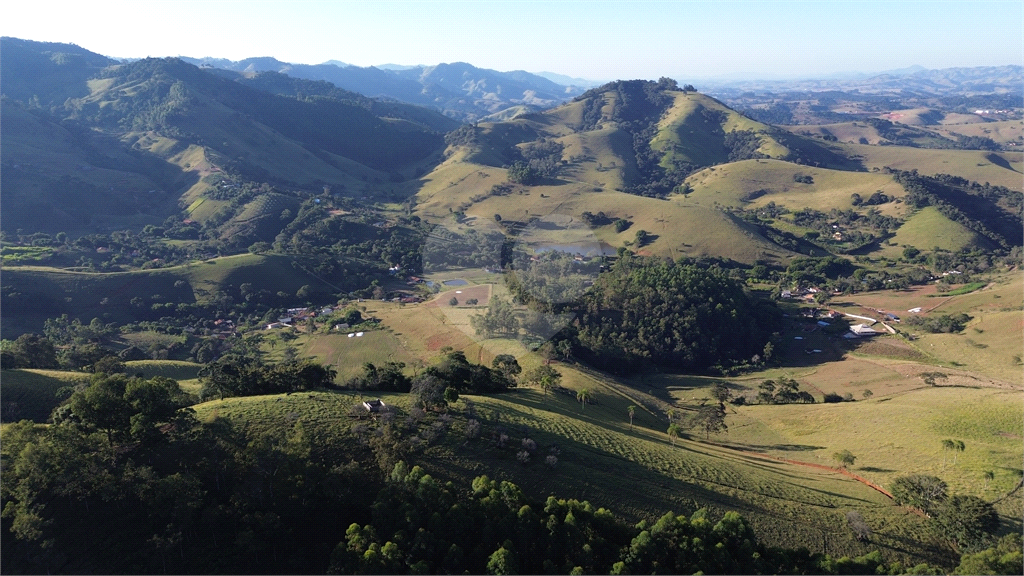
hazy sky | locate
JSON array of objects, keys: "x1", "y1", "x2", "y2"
[{"x1": 3, "y1": 1, "x2": 1021, "y2": 80}]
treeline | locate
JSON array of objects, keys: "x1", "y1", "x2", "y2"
[{"x1": 891, "y1": 168, "x2": 1023, "y2": 248}]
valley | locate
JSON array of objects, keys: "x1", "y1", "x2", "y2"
[{"x1": 0, "y1": 36, "x2": 1021, "y2": 575}]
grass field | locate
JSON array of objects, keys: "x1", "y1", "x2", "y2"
[
  {"x1": 188, "y1": 380, "x2": 949, "y2": 566},
  {"x1": 933, "y1": 119, "x2": 1024, "y2": 145},
  {"x1": 683, "y1": 158, "x2": 905, "y2": 216},
  {"x1": 299, "y1": 330, "x2": 420, "y2": 381},
  {"x1": 837, "y1": 142, "x2": 1024, "y2": 192},
  {"x1": 0, "y1": 368, "x2": 87, "y2": 423},
  {"x1": 886, "y1": 206, "x2": 991, "y2": 253}
]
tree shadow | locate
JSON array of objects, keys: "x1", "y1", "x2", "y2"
[{"x1": 858, "y1": 466, "x2": 896, "y2": 473}]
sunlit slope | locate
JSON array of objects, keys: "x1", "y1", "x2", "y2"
[
  {"x1": 837, "y1": 142, "x2": 1023, "y2": 192},
  {"x1": 415, "y1": 88, "x2": 816, "y2": 264},
  {"x1": 651, "y1": 92, "x2": 787, "y2": 168},
  {"x1": 684, "y1": 158, "x2": 906, "y2": 215},
  {"x1": 887, "y1": 206, "x2": 993, "y2": 253},
  {"x1": 190, "y1": 385, "x2": 938, "y2": 565}
]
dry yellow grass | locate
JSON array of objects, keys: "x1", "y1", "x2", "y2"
[{"x1": 837, "y1": 142, "x2": 1024, "y2": 191}]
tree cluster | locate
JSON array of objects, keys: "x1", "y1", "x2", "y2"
[
  {"x1": 198, "y1": 358, "x2": 337, "y2": 399},
  {"x1": 572, "y1": 255, "x2": 779, "y2": 373}
]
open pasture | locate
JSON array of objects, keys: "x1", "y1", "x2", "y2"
[
  {"x1": 886, "y1": 206, "x2": 991, "y2": 253},
  {"x1": 299, "y1": 329, "x2": 419, "y2": 381},
  {"x1": 838, "y1": 142, "x2": 1024, "y2": 191},
  {"x1": 934, "y1": 119, "x2": 1024, "y2": 144},
  {"x1": 684, "y1": 158, "x2": 906, "y2": 215},
  {"x1": 724, "y1": 386, "x2": 1023, "y2": 517}
]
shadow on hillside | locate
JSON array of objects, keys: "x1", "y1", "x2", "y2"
[
  {"x1": 984, "y1": 152, "x2": 1019, "y2": 173},
  {"x1": 858, "y1": 466, "x2": 896, "y2": 473}
]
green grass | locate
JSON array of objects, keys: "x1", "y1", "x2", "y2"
[
  {"x1": 298, "y1": 330, "x2": 419, "y2": 381},
  {"x1": 125, "y1": 359, "x2": 203, "y2": 381},
  {"x1": 188, "y1": 381, "x2": 945, "y2": 566},
  {"x1": 1, "y1": 245, "x2": 54, "y2": 265},
  {"x1": 889, "y1": 206, "x2": 991, "y2": 253},
  {"x1": 0, "y1": 369, "x2": 86, "y2": 423},
  {"x1": 934, "y1": 282, "x2": 986, "y2": 296}
]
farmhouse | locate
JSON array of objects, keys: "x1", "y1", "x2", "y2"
[
  {"x1": 844, "y1": 324, "x2": 880, "y2": 339},
  {"x1": 363, "y1": 399, "x2": 386, "y2": 412}
]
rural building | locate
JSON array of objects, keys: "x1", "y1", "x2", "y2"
[
  {"x1": 363, "y1": 399, "x2": 386, "y2": 412},
  {"x1": 845, "y1": 324, "x2": 880, "y2": 339}
]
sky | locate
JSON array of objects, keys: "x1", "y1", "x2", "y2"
[{"x1": 2, "y1": 0, "x2": 1021, "y2": 81}]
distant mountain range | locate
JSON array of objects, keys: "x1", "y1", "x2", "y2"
[
  {"x1": 701, "y1": 65, "x2": 1024, "y2": 98},
  {"x1": 180, "y1": 56, "x2": 590, "y2": 121}
]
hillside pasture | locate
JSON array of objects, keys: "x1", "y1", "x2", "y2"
[
  {"x1": 934, "y1": 119, "x2": 1024, "y2": 144},
  {"x1": 189, "y1": 381, "x2": 944, "y2": 566},
  {"x1": 684, "y1": 158, "x2": 905, "y2": 215},
  {"x1": 300, "y1": 330, "x2": 419, "y2": 381},
  {"x1": 0, "y1": 369, "x2": 86, "y2": 423},
  {"x1": 724, "y1": 386, "x2": 1023, "y2": 526},
  {"x1": 886, "y1": 206, "x2": 992, "y2": 253},
  {"x1": 837, "y1": 142, "x2": 1024, "y2": 191}
]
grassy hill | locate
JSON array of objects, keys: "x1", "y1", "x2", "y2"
[
  {"x1": 887, "y1": 206, "x2": 992, "y2": 253},
  {"x1": 0, "y1": 253, "x2": 342, "y2": 335}
]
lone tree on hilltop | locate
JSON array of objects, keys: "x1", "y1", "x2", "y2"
[{"x1": 832, "y1": 449, "x2": 856, "y2": 468}]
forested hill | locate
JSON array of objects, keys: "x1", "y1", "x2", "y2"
[
  {"x1": 0, "y1": 37, "x2": 454, "y2": 236},
  {"x1": 73, "y1": 57, "x2": 445, "y2": 171}
]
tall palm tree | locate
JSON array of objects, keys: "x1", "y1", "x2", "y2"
[
  {"x1": 576, "y1": 388, "x2": 591, "y2": 411},
  {"x1": 627, "y1": 405, "x2": 636, "y2": 431}
]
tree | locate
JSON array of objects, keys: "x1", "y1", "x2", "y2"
[
  {"x1": 832, "y1": 449, "x2": 856, "y2": 468},
  {"x1": 411, "y1": 374, "x2": 446, "y2": 410},
  {"x1": 627, "y1": 405, "x2": 636, "y2": 431},
  {"x1": 953, "y1": 533, "x2": 1023, "y2": 575},
  {"x1": 93, "y1": 355, "x2": 126, "y2": 374},
  {"x1": 443, "y1": 386, "x2": 460, "y2": 405},
  {"x1": 889, "y1": 474, "x2": 948, "y2": 516},
  {"x1": 934, "y1": 495, "x2": 999, "y2": 552},
  {"x1": 691, "y1": 403, "x2": 727, "y2": 440},
  {"x1": 862, "y1": 389, "x2": 873, "y2": 400},
  {"x1": 710, "y1": 382, "x2": 731, "y2": 404},
  {"x1": 491, "y1": 355, "x2": 521, "y2": 383},
  {"x1": 667, "y1": 423, "x2": 681, "y2": 446},
  {"x1": 846, "y1": 510, "x2": 871, "y2": 541},
  {"x1": 941, "y1": 438, "x2": 965, "y2": 467},
  {"x1": 983, "y1": 470, "x2": 995, "y2": 491},
  {"x1": 3, "y1": 333, "x2": 59, "y2": 369},
  {"x1": 486, "y1": 542, "x2": 519, "y2": 575},
  {"x1": 952, "y1": 440, "x2": 965, "y2": 465},
  {"x1": 576, "y1": 388, "x2": 592, "y2": 411},
  {"x1": 523, "y1": 365, "x2": 560, "y2": 394},
  {"x1": 449, "y1": 297, "x2": 459, "y2": 306}
]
